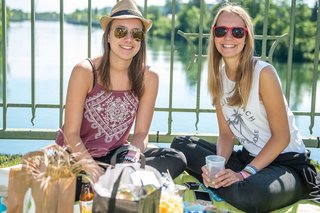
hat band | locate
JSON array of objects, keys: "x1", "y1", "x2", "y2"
[{"x1": 111, "y1": 10, "x2": 143, "y2": 18}]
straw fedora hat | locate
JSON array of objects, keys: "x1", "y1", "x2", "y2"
[{"x1": 100, "y1": 0, "x2": 152, "y2": 32}]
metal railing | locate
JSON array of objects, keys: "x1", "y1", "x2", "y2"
[{"x1": 1, "y1": 0, "x2": 319, "y2": 147}]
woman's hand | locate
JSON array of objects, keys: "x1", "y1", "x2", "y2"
[
  {"x1": 81, "y1": 157, "x2": 105, "y2": 183},
  {"x1": 201, "y1": 166, "x2": 243, "y2": 188}
]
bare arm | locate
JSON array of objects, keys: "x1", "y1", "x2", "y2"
[
  {"x1": 215, "y1": 101, "x2": 235, "y2": 162},
  {"x1": 130, "y1": 68, "x2": 159, "y2": 152},
  {"x1": 248, "y1": 65, "x2": 290, "y2": 171},
  {"x1": 63, "y1": 60, "x2": 103, "y2": 182},
  {"x1": 202, "y1": 100, "x2": 235, "y2": 187}
]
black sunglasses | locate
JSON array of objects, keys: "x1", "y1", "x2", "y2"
[
  {"x1": 113, "y1": 26, "x2": 144, "y2": 42},
  {"x1": 212, "y1": 26, "x2": 247, "y2": 39}
]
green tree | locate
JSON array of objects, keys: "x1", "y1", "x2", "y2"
[
  {"x1": 8, "y1": 9, "x2": 29, "y2": 21},
  {"x1": 146, "y1": 6, "x2": 162, "y2": 36},
  {"x1": 177, "y1": 2, "x2": 210, "y2": 35},
  {"x1": 153, "y1": 16, "x2": 172, "y2": 38},
  {"x1": 293, "y1": 3, "x2": 317, "y2": 61},
  {"x1": 188, "y1": 0, "x2": 201, "y2": 8},
  {"x1": 163, "y1": 0, "x2": 182, "y2": 15},
  {"x1": 263, "y1": 1, "x2": 290, "y2": 60},
  {"x1": 310, "y1": 1, "x2": 318, "y2": 22},
  {"x1": 177, "y1": 5, "x2": 199, "y2": 33}
]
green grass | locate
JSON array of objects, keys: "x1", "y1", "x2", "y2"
[
  {"x1": 312, "y1": 160, "x2": 320, "y2": 173},
  {"x1": 0, "y1": 153, "x2": 22, "y2": 168}
]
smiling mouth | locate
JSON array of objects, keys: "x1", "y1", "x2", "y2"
[
  {"x1": 222, "y1": 44, "x2": 236, "y2": 48},
  {"x1": 120, "y1": 45, "x2": 133, "y2": 50}
]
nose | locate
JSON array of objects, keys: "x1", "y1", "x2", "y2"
[
  {"x1": 123, "y1": 31, "x2": 134, "y2": 41},
  {"x1": 225, "y1": 30, "x2": 233, "y2": 39}
]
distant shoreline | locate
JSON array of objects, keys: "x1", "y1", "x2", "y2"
[{"x1": 9, "y1": 19, "x2": 101, "y2": 28}]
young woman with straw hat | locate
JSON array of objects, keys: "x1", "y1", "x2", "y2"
[{"x1": 56, "y1": 0, "x2": 186, "y2": 199}]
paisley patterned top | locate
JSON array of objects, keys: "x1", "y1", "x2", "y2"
[{"x1": 56, "y1": 60, "x2": 139, "y2": 157}]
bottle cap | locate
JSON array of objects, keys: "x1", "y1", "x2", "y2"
[{"x1": 82, "y1": 175, "x2": 90, "y2": 183}]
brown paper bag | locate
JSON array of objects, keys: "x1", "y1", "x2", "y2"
[
  {"x1": 31, "y1": 175, "x2": 76, "y2": 213},
  {"x1": 7, "y1": 165, "x2": 32, "y2": 213},
  {"x1": 7, "y1": 147, "x2": 77, "y2": 213}
]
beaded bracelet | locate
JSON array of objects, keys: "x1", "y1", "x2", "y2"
[
  {"x1": 243, "y1": 164, "x2": 258, "y2": 175},
  {"x1": 124, "y1": 150, "x2": 139, "y2": 162},
  {"x1": 123, "y1": 155, "x2": 136, "y2": 162}
]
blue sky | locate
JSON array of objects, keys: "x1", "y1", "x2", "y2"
[{"x1": 6, "y1": 0, "x2": 317, "y2": 14}]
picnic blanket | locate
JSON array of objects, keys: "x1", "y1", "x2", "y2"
[{"x1": 174, "y1": 172, "x2": 320, "y2": 213}]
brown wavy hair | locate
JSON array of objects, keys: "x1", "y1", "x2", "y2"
[
  {"x1": 207, "y1": 4, "x2": 257, "y2": 107},
  {"x1": 97, "y1": 20, "x2": 146, "y2": 99}
]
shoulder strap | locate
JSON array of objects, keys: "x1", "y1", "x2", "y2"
[
  {"x1": 86, "y1": 58, "x2": 97, "y2": 87},
  {"x1": 109, "y1": 166, "x2": 137, "y2": 213}
]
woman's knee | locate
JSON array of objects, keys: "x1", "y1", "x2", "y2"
[
  {"x1": 168, "y1": 147, "x2": 187, "y2": 167},
  {"x1": 220, "y1": 185, "x2": 271, "y2": 213},
  {"x1": 220, "y1": 179, "x2": 300, "y2": 213},
  {"x1": 171, "y1": 136, "x2": 188, "y2": 149},
  {"x1": 171, "y1": 135, "x2": 201, "y2": 150},
  {"x1": 163, "y1": 147, "x2": 187, "y2": 177}
]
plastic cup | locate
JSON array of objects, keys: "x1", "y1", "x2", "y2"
[{"x1": 205, "y1": 155, "x2": 225, "y2": 180}]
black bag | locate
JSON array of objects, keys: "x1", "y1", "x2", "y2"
[{"x1": 92, "y1": 150, "x2": 162, "y2": 213}]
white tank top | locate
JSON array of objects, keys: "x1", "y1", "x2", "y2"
[{"x1": 220, "y1": 60, "x2": 306, "y2": 156}]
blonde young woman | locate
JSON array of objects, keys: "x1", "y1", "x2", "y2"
[
  {"x1": 56, "y1": 0, "x2": 186, "y2": 200},
  {"x1": 171, "y1": 4, "x2": 319, "y2": 212}
]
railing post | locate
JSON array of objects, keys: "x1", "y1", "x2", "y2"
[
  {"x1": 285, "y1": 0, "x2": 296, "y2": 103},
  {"x1": 30, "y1": 0, "x2": 36, "y2": 125},
  {"x1": 87, "y1": 0, "x2": 92, "y2": 58},
  {"x1": 59, "y1": 0, "x2": 64, "y2": 127},
  {"x1": 309, "y1": 2, "x2": 320, "y2": 134},
  {"x1": 1, "y1": 0, "x2": 7, "y2": 130},
  {"x1": 261, "y1": 0, "x2": 270, "y2": 61},
  {"x1": 168, "y1": 0, "x2": 177, "y2": 136}
]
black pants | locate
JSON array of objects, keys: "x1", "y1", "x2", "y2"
[
  {"x1": 171, "y1": 136, "x2": 319, "y2": 213},
  {"x1": 75, "y1": 145, "x2": 187, "y2": 200}
]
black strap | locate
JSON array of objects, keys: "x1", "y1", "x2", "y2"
[
  {"x1": 108, "y1": 166, "x2": 136, "y2": 213},
  {"x1": 111, "y1": 10, "x2": 143, "y2": 18},
  {"x1": 86, "y1": 58, "x2": 97, "y2": 88}
]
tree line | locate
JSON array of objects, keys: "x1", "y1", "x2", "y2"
[{"x1": 5, "y1": 0, "x2": 319, "y2": 62}]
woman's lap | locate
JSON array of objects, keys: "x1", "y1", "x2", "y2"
[
  {"x1": 143, "y1": 146, "x2": 186, "y2": 179},
  {"x1": 171, "y1": 136, "x2": 309, "y2": 213},
  {"x1": 94, "y1": 145, "x2": 186, "y2": 179},
  {"x1": 217, "y1": 165, "x2": 305, "y2": 212}
]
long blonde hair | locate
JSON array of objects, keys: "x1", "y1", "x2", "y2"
[{"x1": 207, "y1": 4, "x2": 256, "y2": 106}]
